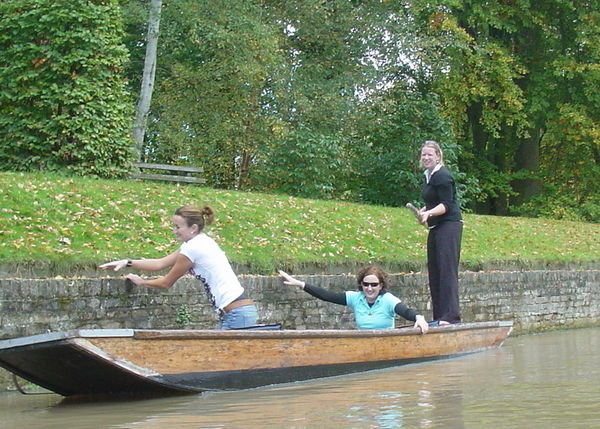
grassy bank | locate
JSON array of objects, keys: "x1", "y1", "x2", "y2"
[{"x1": 1, "y1": 171, "x2": 599, "y2": 276}]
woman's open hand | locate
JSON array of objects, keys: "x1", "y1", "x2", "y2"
[
  {"x1": 414, "y1": 315, "x2": 429, "y2": 334},
  {"x1": 278, "y1": 270, "x2": 305, "y2": 289},
  {"x1": 99, "y1": 259, "x2": 129, "y2": 271}
]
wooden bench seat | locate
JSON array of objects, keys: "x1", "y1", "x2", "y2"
[{"x1": 132, "y1": 162, "x2": 205, "y2": 184}]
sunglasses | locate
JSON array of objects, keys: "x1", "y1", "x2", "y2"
[{"x1": 361, "y1": 281, "x2": 380, "y2": 288}]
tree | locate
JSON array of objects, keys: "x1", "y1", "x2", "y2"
[
  {"x1": 132, "y1": 0, "x2": 162, "y2": 157},
  {"x1": 410, "y1": 0, "x2": 600, "y2": 219},
  {"x1": 257, "y1": 0, "x2": 458, "y2": 202},
  {"x1": 0, "y1": 0, "x2": 134, "y2": 177},
  {"x1": 138, "y1": 0, "x2": 285, "y2": 189},
  {"x1": 115, "y1": 0, "x2": 598, "y2": 220}
]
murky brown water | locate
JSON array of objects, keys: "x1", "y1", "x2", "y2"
[{"x1": 1, "y1": 327, "x2": 599, "y2": 428}]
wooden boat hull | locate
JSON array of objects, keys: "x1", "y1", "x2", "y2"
[{"x1": 0, "y1": 321, "x2": 512, "y2": 397}]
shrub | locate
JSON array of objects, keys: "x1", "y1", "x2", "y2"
[{"x1": 0, "y1": 0, "x2": 135, "y2": 177}]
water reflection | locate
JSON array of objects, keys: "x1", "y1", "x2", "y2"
[{"x1": 1, "y1": 327, "x2": 599, "y2": 429}]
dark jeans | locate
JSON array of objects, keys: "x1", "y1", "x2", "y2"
[{"x1": 427, "y1": 221, "x2": 462, "y2": 323}]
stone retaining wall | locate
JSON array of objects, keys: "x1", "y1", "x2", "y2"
[{"x1": 1, "y1": 269, "x2": 599, "y2": 391}]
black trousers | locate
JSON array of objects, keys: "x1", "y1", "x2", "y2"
[{"x1": 427, "y1": 220, "x2": 462, "y2": 323}]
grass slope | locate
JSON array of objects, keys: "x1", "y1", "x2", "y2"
[{"x1": 1, "y1": 172, "x2": 598, "y2": 275}]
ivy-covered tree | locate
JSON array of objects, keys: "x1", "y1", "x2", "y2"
[{"x1": 0, "y1": 0, "x2": 134, "y2": 177}]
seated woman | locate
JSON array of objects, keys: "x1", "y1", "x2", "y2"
[{"x1": 279, "y1": 265, "x2": 428, "y2": 333}]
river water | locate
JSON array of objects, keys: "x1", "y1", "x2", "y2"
[{"x1": 1, "y1": 327, "x2": 599, "y2": 428}]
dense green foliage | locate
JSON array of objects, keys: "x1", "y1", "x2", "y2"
[
  {"x1": 1, "y1": 1, "x2": 599, "y2": 222},
  {"x1": 1, "y1": 172, "x2": 598, "y2": 275},
  {"x1": 0, "y1": 0, "x2": 134, "y2": 177},
  {"x1": 422, "y1": 0, "x2": 600, "y2": 220},
  {"x1": 120, "y1": 0, "x2": 599, "y2": 221},
  {"x1": 121, "y1": 0, "x2": 456, "y2": 205}
]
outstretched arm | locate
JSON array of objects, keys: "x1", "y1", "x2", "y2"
[
  {"x1": 125, "y1": 253, "x2": 193, "y2": 289},
  {"x1": 279, "y1": 270, "x2": 346, "y2": 305},
  {"x1": 99, "y1": 251, "x2": 179, "y2": 272},
  {"x1": 100, "y1": 251, "x2": 191, "y2": 290}
]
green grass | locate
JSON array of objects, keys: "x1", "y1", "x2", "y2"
[{"x1": 1, "y1": 171, "x2": 598, "y2": 275}]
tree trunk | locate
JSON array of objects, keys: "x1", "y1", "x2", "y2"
[
  {"x1": 132, "y1": 0, "x2": 162, "y2": 159},
  {"x1": 511, "y1": 127, "x2": 542, "y2": 206},
  {"x1": 238, "y1": 150, "x2": 253, "y2": 190},
  {"x1": 467, "y1": 102, "x2": 494, "y2": 214}
]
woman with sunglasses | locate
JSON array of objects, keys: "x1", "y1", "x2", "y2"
[{"x1": 279, "y1": 265, "x2": 428, "y2": 333}]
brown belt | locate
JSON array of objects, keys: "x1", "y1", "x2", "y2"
[{"x1": 221, "y1": 299, "x2": 254, "y2": 315}]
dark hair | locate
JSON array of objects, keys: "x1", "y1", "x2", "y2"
[
  {"x1": 356, "y1": 265, "x2": 389, "y2": 293},
  {"x1": 174, "y1": 205, "x2": 215, "y2": 233}
]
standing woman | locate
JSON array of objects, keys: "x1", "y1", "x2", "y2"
[
  {"x1": 418, "y1": 141, "x2": 462, "y2": 325},
  {"x1": 99, "y1": 205, "x2": 258, "y2": 330}
]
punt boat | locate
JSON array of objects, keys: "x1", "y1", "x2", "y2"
[{"x1": 0, "y1": 321, "x2": 513, "y2": 397}]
